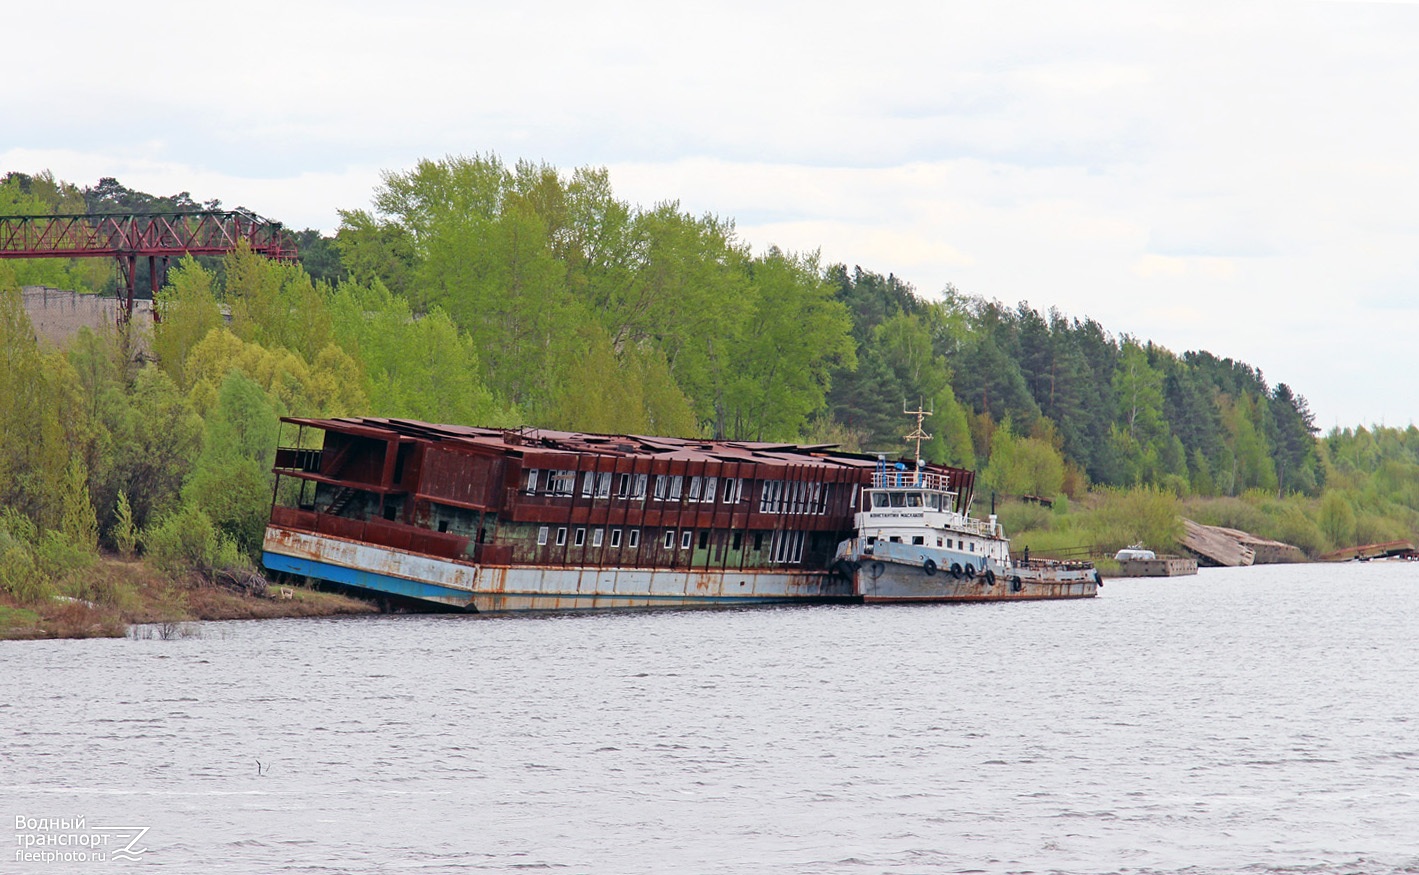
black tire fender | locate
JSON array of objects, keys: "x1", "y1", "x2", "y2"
[
  {"x1": 964, "y1": 563, "x2": 976, "y2": 578},
  {"x1": 950, "y1": 563, "x2": 963, "y2": 579},
  {"x1": 923, "y1": 558, "x2": 937, "y2": 577},
  {"x1": 868, "y1": 561, "x2": 885, "y2": 580},
  {"x1": 983, "y1": 569, "x2": 996, "y2": 586},
  {"x1": 1011, "y1": 576, "x2": 1023, "y2": 593}
]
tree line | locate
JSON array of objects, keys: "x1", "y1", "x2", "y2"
[{"x1": 2, "y1": 159, "x2": 1415, "y2": 589}]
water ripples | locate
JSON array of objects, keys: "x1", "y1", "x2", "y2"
[{"x1": 2, "y1": 563, "x2": 1418, "y2": 872}]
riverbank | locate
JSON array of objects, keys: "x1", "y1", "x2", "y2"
[{"x1": 0, "y1": 555, "x2": 376, "y2": 641}]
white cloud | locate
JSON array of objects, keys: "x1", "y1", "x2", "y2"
[{"x1": 5, "y1": 0, "x2": 1419, "y2": 426}]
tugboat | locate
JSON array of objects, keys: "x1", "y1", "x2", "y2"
[{"x1": 831, "y1": 407, "x2": 1099, "y2": 602}]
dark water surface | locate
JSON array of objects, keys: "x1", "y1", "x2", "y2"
[{"x1": 3, "y1": 563, "x2": 1418, "y2": 874}]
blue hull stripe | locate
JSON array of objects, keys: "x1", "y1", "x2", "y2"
[
  {"x1": 263, "y1": 552, "x2": 475, "y2": 603},
  {"x1": 263, "y1": 551, "x2": 801, "y2": 608}
]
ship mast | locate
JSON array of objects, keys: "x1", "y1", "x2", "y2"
[{"x1": 903, "y1": 401, "x2": 932, "y2": 480}]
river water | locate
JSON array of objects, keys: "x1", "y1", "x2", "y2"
[{"x1": 3, "y1": 562, "x2": 1417, "y2": 874}]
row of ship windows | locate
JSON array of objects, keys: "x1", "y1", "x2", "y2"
[
  {"x1": 534, "y1": 526, "x2": 807, "y2": 563},
  {"x1": 524, "y1": 470, "x2": 832, "y2": 515},
  {"x1": 867, "y1": 534, "x2": 978, "y2": 552}
]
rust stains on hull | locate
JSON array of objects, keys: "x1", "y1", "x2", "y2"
[{"x1": 263, "y1": 525, "x2": 854, "y2": 612}]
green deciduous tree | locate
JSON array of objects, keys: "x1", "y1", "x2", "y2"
[
  {"x1": 153, "y1": 256, "x2": 223, "y2": 390},
  {"x1": 1317, "y1": 490, "x2": 1357, "y2": 549},
  {"x1": 981, "y1": 422, "x2": 1065, "y2": 499},
  {"x1": 718, "y1": 249, "x2": 856, "y2": 441},
  {"x1": 59, "y1": 457, "x2": 99, "y2": 553},
  {"x1": 182, "y1": 371, "x2": 281, "y2": 555}
]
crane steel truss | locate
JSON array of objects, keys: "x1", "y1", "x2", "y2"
[{"x1": 0, "y1": 211, "x2": 298, "y2": 321}]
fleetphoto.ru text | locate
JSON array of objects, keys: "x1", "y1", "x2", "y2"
[{"x1": 13, "y1": 816, "x2": 149, "y2": 865}]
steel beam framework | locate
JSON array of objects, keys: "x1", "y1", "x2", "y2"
[{"x1": 0, "y1": 211, "x2": 298, "y2": 321}]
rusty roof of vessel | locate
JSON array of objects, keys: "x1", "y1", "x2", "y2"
[{"x1": 281, "y1": 416, "x2": 900, "y2": 470}]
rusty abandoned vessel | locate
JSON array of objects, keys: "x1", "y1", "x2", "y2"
[
  {"x1": 263, "y1": 417, "x2": 884, "y2": 611},
  {"x1": 261, "y1": 416, "x2": 1097, "y2": 612}
]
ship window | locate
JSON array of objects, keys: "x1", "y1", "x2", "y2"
[
  {"x1": 592, "y1": 528, "x2": 604, "y2": 547},
  {"x1": 581, "y1": 472, "x2": 595, "y2": 498},
  {"x1": 906, "y1": 493, "x2": 923, "y2": 507},
  {"x1": 525, "y1": 469, "x2": 540, "y2": 493},
  {"x1": 631, "y1": 473, "x2": 648, "y2": 500},
  {"x1": 610, "y1": 529, "x2": 622, "y2": 548},
  {"x1": 947, "y1": 539, "x2": 953, "y2": 549},
  {"x1": 616, "y1": 473, "x2": 630, "y2": 497},
  {"x1": 928, "y1": 494, "x2": 941, "y2": 510},
  {"x1": 937, "y1": 537, "x2": 943, "y2": 547},
  {"x1": 753, "y1": 532, "x2": 763, "y2": 551},
  {"x1": 760, "y1": 480, "x2": 784, "y2": 513},
  {"x1": 851, "y1": 488, "x2": 858, "y2": 509},
  {"x1": 872, "y1": 492, "x2": 889, "y2": 509},
  {"x1": 537, "y1": 526, "x2": 549, "y2": 546},
  {"x1": 688, "y1": 476, "x2": 703, "y2": 501},
  {"x1": 664, "y1": 530, "x2": 675, "y2": 549},
  {"x1": 550, "y1": 470, "x2": 576, "y2": 495},
  {"x1": 681, "y1": 531, "x2": 692, "y2": 550},
  {"x1": 732, "y1": 531, "x2": 743, "y2": 550},
  {"x1": 889, "y1": 492, "x2": 906, "y2": 508},
  {"x1": 703, "y1": 476, "x2": 717, "y2": 502},
  {"x1": 653, "y1": 475, "x2": 668, "y2": 500},
  {"x1": 438, "y1": 520, "x2": 449, "y2": 533},
  {"x1": 866, "y1": 536, "x2": 877, "y2": 546},
  {"x1": 969, "y1": 542, "x2": 975, "y2": 552},
  {"x1": 629, "y1": 529, "x2": 640, "y2": 548},
  {"x1": 383, "y1": 503, "x2": 397, "y2": 521},
  {"x1": 769, "y1": 530, "x2": 805, "y2": 564},
  {"x1": 698, "y1": 530, "x2": 709, "y2": 550},
  {"x1": 912, "y1": 536, "x2": 924, "y2": 545},
  {"x1": 889, "y1": 536, "x2": 902, "y2": 543},
  {"x1": 595, "y1": 472, "x2": 612, "y2": 498},
  {"x1": 668, "y1": 475, "x2": 683, "y2": 500},
  {"x1": 574, "y1": 528, "x2": 586, "y2": 546},
  {"x1": 732, "y1": 478, "x2": 747, "y2": 502},
  {"x1": 556, "y1": 527, "x2": 567, "y2": 546}
]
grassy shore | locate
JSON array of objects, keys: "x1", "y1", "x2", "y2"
[{"x1": 0, "y1": 555, "x2": 376, "y2": 641}]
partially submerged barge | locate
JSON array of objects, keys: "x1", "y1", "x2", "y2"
[
  {"x1": 264, "y1": 418, "x2": 897, "y2": 611},
  {"x1": 262, "y1": 417, "x2": 1096, "y2": 612}
]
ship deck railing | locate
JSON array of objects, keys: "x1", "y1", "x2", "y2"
[{"x1": 870, "y1": 470, "x2": 954, "y2": 492}]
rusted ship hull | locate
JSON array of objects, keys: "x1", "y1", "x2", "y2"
[
  {"x1": 855, "y1": 569, "x2": 1096, "y2": 602},
  {"x1": 836, "y1": 539, "x2": 1098, "y2": 603},
  {"x1": 263, "y1": 525, "x2": 854, "y2": 613},
  {"x1": 851, "y1": 559, "x2": 1097, "y2": 602}
]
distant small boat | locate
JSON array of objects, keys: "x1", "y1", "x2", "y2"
[
  {"x1": 1114, "y1": 544, "x2": 1197, "y2": 578},
  {"x1": 1114, "y1": 545, "x2": 1156, "y2": 562}
]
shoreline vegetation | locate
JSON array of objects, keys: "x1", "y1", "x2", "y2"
[
  {"x1": 0, "y1": 552, "x2": 375, "y2": 641},
  {"x1": 4, "y1": 164, "x2": 1419, "y2": 640}
]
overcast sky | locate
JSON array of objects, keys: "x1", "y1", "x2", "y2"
[{"x1": 6, "y1": 1, "x2": 1418, "y2": 429}]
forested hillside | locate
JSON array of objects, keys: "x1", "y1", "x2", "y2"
[{"x1": 3, "y1": 159, "x2": 1418, "y2": 593}]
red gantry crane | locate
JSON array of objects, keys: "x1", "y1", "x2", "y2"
[{"x1": 0, "y1": 210, "x2": 299, "y2": 321}]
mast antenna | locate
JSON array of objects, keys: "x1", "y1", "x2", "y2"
[{"x1": 903, "y1": 400, "x2": 933, "y2": 466}]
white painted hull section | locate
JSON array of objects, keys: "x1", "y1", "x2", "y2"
[
  {"x1": 855, "y1": 559, "x2": 1098, "y2": 601},
  {"x1": 838, "y1": 539, "x2": 1098, "y2": 602},
  {"x1": 263, "y1": 526, "x2": 851, "y2": 612}
]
